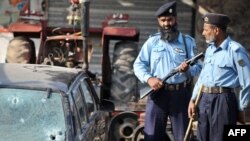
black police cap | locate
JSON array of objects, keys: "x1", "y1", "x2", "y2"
[
  {"x1": 155, "y1": 1, "x2": 177, "y2": 17},
  {"x1": 203, "y1": 13, "x2": 231, "y2": 29}
]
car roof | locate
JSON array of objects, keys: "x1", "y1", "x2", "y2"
[{"x1": 0, "y1": 63, "x2": 85, "y2": 92}]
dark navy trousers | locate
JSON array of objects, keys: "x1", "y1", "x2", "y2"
[
  {"x1": 196, "y1": 92, "x2": 238, "y2": 141},
  {"x1": 144, "y1": 87, "x2": 191, "y2": 141}
]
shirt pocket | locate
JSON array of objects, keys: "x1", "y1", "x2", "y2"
[
  {"x1": 151, "y1": 47, "x2": 165, "y2": 62},
  {"x1": 173, "y1": 52, "x2": 187, "y2": 64},
  {"x1": 214, "y1": 59, "x2": 233, "y2": 75}
]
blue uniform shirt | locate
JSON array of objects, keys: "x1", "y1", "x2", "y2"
[
  {"x1": 133, "y1": 32, "x2": 202, "y2": 84},
  {"x1": 192, "y1": 36, "x2": 250, "y2": 111}
]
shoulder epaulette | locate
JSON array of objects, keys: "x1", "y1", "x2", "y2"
[
  {"x1": 182, "y1": 34, "x2": 194, "y2": 41},
  {"x1": 228, "y1": 41, "x2": 241, "y2": 52}
]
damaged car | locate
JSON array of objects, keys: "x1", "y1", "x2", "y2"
[{"x1": 0, "y1": 63, "x2": 114, "y2": 141}]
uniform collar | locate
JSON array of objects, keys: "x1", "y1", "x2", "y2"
[
  {"x1": 219, "y1": 36, "x2": 231, "y2": 50},
  {"x1": 208, "y1": 36, "x2": 231, "y2": 51}
]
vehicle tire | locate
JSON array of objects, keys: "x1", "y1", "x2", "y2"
[
  {"x1": 108, "y1": 112, "x2": 139, "y2": 141},
  {"x1": 6, "y1": 36, "x2": 36, "y2": 64},
  {"x1": 132, "y1": 124, "x2": 144, "y2": 141},
  {"x1": 110, "y1": 41, "x2": 139, "y2": 103}
]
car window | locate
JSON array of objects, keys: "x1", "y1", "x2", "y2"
[
  {"x1": 80, "y1": 80, "x2": 96, "y2": 117},
  {"x1": 69, "y1": 90, "x2": 82, "y2": 135},
  {"x1": 0, "y1": 88, "x2": 66, "y2": 141},
  {"x1": 72, "y1": 87, "x2": 87, "y2": 128},
  {"x1": 71, "y1": 101, "x2": 81, "y2": 135}
]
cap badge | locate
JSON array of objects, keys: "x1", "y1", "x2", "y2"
[
  {"x1": 169, "y1": 8, "x2": 172, "y2": 13},
  {"x1": 204, "y1": 17, "x2": 209, "y2": 22}
]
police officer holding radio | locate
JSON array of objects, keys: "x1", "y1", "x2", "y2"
[
  {"x1": 188, "y1": 13, "x2": 250, "y2": 141},
  {"x1": 133, "y1": 1, "x2": 202, "y2": 141}
]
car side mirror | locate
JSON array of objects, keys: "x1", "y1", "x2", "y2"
[{"x1": 100, "y1": 99, "x2": 114, "y2": 112}]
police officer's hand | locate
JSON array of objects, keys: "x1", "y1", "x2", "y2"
[
  {"x1": 188, "y1": 100, "x2": 196, "y2": 119},
  {"x1": 179, "y1": 61, "x2": 189, "y2": 72},
  {"x1": 147, "y1": 77, "x2": 163, "y2": 90},
  {"x1": 237, "y1": 111, "x2": 246, "y2": 125}
]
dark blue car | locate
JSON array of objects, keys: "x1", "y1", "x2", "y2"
[{"x1": 0, "y1": 63, "x2": 114, "y2": 141}]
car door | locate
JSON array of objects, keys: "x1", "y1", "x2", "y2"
[
  {"x1": 70, "y1": 82, "x2": 92, "y2": 141},
  {"x1": 80, "y1": 78, "x2": 109, "y2": 141}
]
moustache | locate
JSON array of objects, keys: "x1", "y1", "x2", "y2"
[
  {"x1": 162, "y1": 24, "x2": 177, "y2": 32},
  {"x1": 163, "y1": 26, "x2": 172, "y2": 31}
]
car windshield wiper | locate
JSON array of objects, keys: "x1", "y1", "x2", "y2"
[{"x1": 46, "y1": 88, "x2": 52, "y2": 99}]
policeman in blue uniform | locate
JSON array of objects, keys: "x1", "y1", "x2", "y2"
[
  {"x1": 188, "y1": 13, "x2": 250, "y2": 141},
  {"x1": 133, "y1": 1, "x2": 202, "y2": 141}
]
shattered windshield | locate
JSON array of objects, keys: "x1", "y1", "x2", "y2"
[{"x1": 0, "y1": 88, "x2": 66, "y2": 141}]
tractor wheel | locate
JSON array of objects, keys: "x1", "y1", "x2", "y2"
[
  {"x1": 132, "y1": 124, "x2": 144, "y2": 141},
  {"x1": 109, "y1": 112, "x2": 139, "y2": 141},
  {"x1": 110, "y1": 41, "x2": 139, "y2": 103},
  {"x1": 6, "y1": 36, "x2": 36, "y2": 64}
]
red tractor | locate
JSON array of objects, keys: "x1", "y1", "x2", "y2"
[
  {"x1": 64, "y1": 1, "x2": 147, "y2": 141},
  {"x1": 2, "y1": 0, "x2": 147, "y2": 140},
  {"x1": 100, "y1": 19, "x2": 145, "y2": 141},
  {"x1": 45, "y1": 13, "x2": 146, "y2": 141}
]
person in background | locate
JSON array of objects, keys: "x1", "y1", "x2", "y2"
[
  {"x1": 0, "y1": 0, "x2": 25, "y2": 26},
  {"x1": 6, "y1": 36, "x2": 36, "y2": 64},
  {"x1": 188, "y1": 13, "x2": 250, "y2": 141},
  {"x1": 133, "y1": 1, "x2": 202, "y2": 141}
]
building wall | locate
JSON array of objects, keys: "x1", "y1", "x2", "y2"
[{"x1": 195, "y1": 0, "x2": 250, "y2": 54}]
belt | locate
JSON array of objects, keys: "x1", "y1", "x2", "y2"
[
  {"x1": 164, "y1": 82, "x2": 187, "y2": 91},
  {"x1": 201, "y1": 86, "x2": 234, "y2": 94}
]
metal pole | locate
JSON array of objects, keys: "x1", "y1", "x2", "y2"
[{"x1": 80, "y1": 0, "x2": 90, "y2": 71}]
